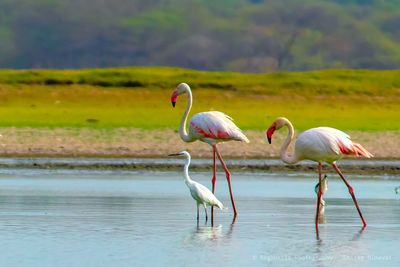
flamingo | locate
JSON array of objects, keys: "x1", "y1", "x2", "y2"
[
  {"x1": 171, "y1": 83, "x2": 249, "y2": 217},
  {"x1": 169, "y1": 151, "x2": 224, "y2": 222},
  {"x1": 266, "y1": 117, "x2": 372, "y2": 234}
]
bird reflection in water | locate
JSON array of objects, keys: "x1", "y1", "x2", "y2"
[
  {"x1": 314, "y1": 226, "x2": 366, "y2": 267},
  {"x1": 192, "y1": 216, "x2": 237, "y2": 242}
]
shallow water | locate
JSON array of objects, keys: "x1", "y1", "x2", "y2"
[
  {"x1": 0, "y1": 168, "x2": 399, "y2": 267},
  {"x1": 0, "y1": 157, "x2": 398, "y2": 168}
]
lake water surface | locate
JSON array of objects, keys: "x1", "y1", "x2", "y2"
[{"x1": 0, "y1": 168, "x2": 399, "y2": 266}]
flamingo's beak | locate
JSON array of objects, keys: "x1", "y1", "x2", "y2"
[
  {"x1": 171, "y1": 90, "x2": 178, "y2": 108},
  {"x1": 266, "y1": 125, "x2": 276, "y2": 144}
]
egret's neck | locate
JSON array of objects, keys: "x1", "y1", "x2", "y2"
[
  {"x1": 183, "y1": 156, "x2": 193, "y2": 184},
  {"x1": 179, "y1": 88, "x2": 193, "y2": 142},
  {"x1": 280, "y1": 120, "x2": 299, "y2": 164}
]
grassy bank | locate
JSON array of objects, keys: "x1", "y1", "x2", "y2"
[{"x1": 0, "y1": 67, "x2": 398, "y2": 131}]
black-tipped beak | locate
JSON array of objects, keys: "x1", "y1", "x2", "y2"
[
  {"x1": 172, "y1": 102, "x2": 176, "y2": 107},
  {"x1": 168, "y1": 153, "x2": 181, "y2": 156},
  {"x1": 266, "y1": 126, "x2": 275, "y2": 145}
]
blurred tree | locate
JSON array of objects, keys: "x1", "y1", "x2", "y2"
[{"x1": 0, "y1": 0, "x2": 398, "y2": 71}]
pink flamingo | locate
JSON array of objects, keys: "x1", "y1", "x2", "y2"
[
  {"x1": 171, "y1": 83, "x2": 249, "y2": 217},
  {"x1": 266, "y1": 117, "x2": 372, "y2": 235}
]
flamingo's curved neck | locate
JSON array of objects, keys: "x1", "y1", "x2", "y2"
[
  {"x1": 280, "y1": 120, "x2": 299, "y2": 164},
  {"x1": 183, "y1": 154, "x2": 192, "y2": 184},
  {"x1": 180, "y1": 87, "x2": 193, "y2": 142}
]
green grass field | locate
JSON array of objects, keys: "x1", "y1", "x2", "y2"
[{"x1": 0, "y1": 67, "x2": 398, "y2": 131}]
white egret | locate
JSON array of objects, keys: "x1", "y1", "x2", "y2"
[
  {"x1": 169, "y1": 151, "x2": 224, "y2": 221},
  {"x1": 315, "y1": 175, "x2": 328, "y2": 222}
]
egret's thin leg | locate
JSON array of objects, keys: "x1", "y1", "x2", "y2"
[
  {"x1": 332, "y1": 162, "x2": 366, "y2": 227},
  {"x1": 211, "y1": 145, "x2": 217, "y2": 222},
  {"x1": 215, "y1": 146, "x2": 237, "y2": 215},
  {"x1": 204, "y1": 204, "x2": 208, "y2": 222},
  {"x1": 315, "y1": 162, "x2": 323, "y2": 237}
]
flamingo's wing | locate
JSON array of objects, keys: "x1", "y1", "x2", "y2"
[
  {"x1": 189, "y1": 111, "x2": 249, "y2": 143},
  {"x1": 317, "y1": 127, "x2": 351, "y2": 155},
  {"x1": 316, "y1": 127, "x2": 372, "y2": 157},
  {"x1": 298, "y1": 127, "x2": 372, "y2": 160}
]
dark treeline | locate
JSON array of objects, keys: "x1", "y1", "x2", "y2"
[{"x1": 0, "y1": 0, "x2": 399, "y2": 72}]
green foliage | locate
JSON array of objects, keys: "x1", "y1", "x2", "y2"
[
  {"x1": 0, "y1": 0, "x2": 399, "y2": 70},
  {"x1": 0, "y1": 26, "x2": 15, "y2": 57},
  {"x1": 122, "y1": 9, "x2": 185, "y2": 32},
  {"x1": 0, "y1": 67, "x2": 398, "y2": 96}
]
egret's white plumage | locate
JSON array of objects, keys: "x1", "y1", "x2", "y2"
[
  {"x1": 314, "y1": 175, "x2": 328, "y2": 195},
  {"x1": 267, "y1": 117, "x2": 371, "y2": 235},
  {"x1": 315, "y1": 175, "x2": 328, "y2": 218},
  {"x1": 171, "y1": 83, "x2": 248, "y2": 216},
  {"x1": 169, "y1": 151, "x2": 223, "y2": 221}
]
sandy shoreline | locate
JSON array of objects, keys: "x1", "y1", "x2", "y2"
[
  {"x1": 0, "y1": 128, "x2": 398, "y2": 159},
  {"x1": 0, "y1": 128, "x2": 398, "y2": 174}
]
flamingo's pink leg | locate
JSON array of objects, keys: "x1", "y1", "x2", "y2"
[
  {"x1": 315, "y1": 162, "x2": 323, "y2": 237},
  {"x1": 211, "y1": 145, "x2": 217, "y2": 222},
  {"x1": 215, "y1": 146, "x2": 237, "y2": 216},
  {"x1": 332, "y1": 162, "x2": 367, "y2": 227},
  {"x1": 212, "y1": 145, "x2": 217, "y2": 193}
]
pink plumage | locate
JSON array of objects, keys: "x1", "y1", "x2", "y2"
[
  {"x1": 295, "y1": 127, "x2": 373, "y2": 163},
  {"x1": 267, "y1": 117, "x2": 371, "y2": 236},
  {"x1": 189, "y1": 112, "x2": 249, "y2": 145}
]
